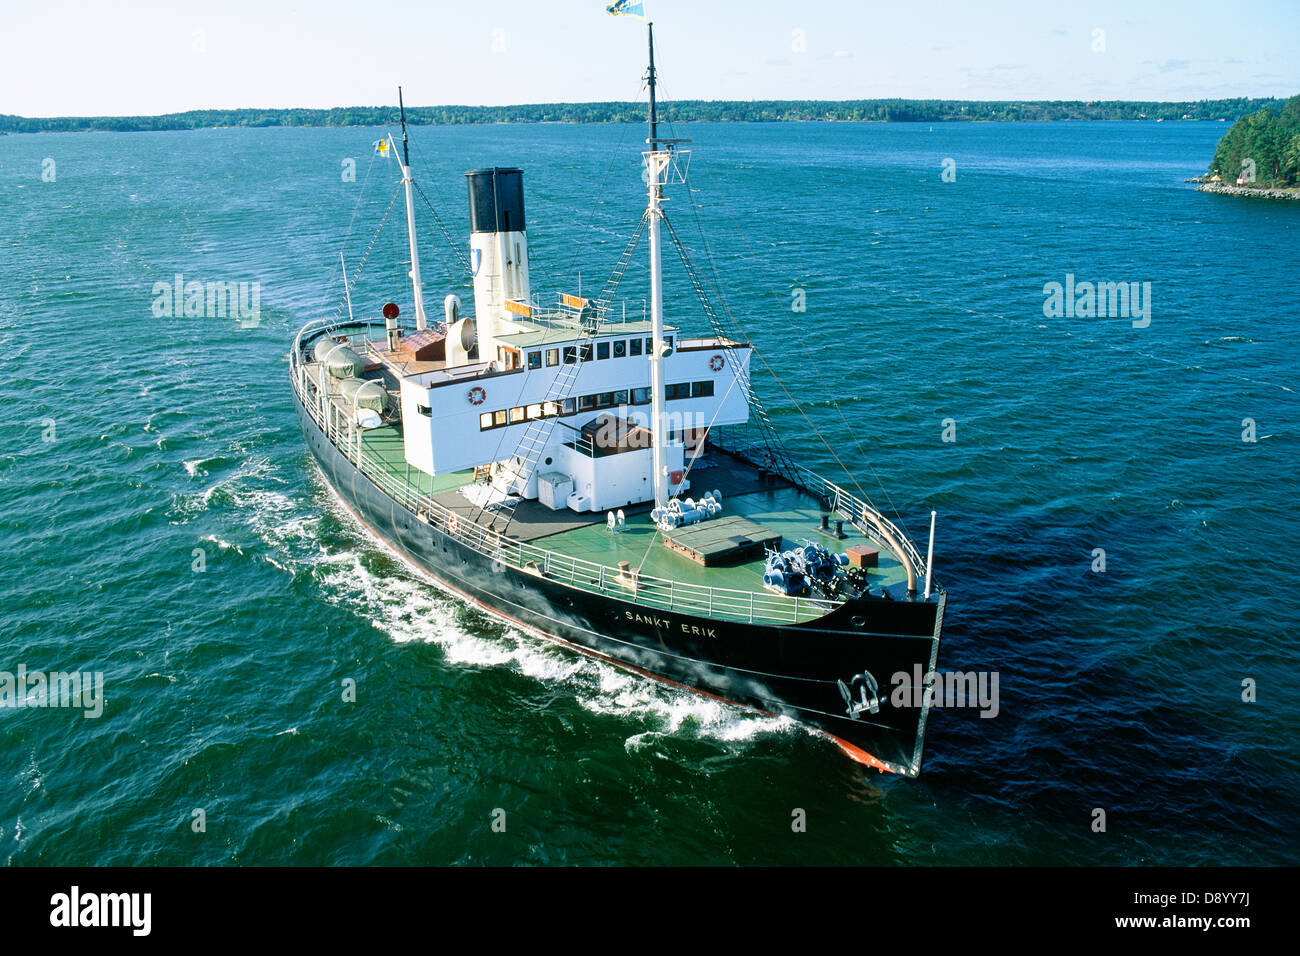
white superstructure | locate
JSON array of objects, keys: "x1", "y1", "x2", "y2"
[{"x1": 357, "y1": 47, "x2": 750, "y2": 517}]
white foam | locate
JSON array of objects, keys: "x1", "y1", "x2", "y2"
[
  {"x1": 200, "y1": 533, "x2": 242, "y2": 555},
  {"x1": 247, "y1": 462, "x2": 798, "y2": 756}
]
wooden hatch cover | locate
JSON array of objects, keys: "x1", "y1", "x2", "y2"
[{"x1": 398, "y1": 329, "x2": 446, "y2": 362}]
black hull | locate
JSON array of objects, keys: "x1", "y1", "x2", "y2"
[{"x1": 294, "y1": 394, "x2": 944, "y2": 775}]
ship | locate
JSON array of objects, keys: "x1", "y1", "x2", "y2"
[{"x1": 289, "y1": 24, "x2": 946, "y2": 775}]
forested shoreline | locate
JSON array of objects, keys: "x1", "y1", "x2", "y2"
[
  {"x1": 1203, "y1": 95, "x2": 1300, "y2": 188},
  {"x1": 0, "y1": 97, "x2": 1283, "y2": 133}
]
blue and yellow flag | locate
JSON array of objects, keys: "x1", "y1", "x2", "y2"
[
  {"x1": 372, "y1": 138, "x2": 390, "y2": 157},
  {"x1": 606, "y1": 0, "x2": 646, "y2": 18}
]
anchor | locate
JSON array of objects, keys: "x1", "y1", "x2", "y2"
[{"x1": 837, "y1": 671, "x2": 880, "y2": 719}]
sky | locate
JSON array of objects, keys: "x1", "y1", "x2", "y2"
[{"x1": 1, "y1": 0, "x2": 1297, "y2": 117}]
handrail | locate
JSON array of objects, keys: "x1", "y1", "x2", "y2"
[
  {"x1": 713, "y1": 434, "x2": 939, "y2": 595},
  {"x1": 290, "y1": 327, "x2": 841, "y2": 626}
]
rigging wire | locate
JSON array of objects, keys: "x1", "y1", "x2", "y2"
[
  {"x1": 657, "y1": 85, "x2": 912, "y2": 530},
  {"x1": 342, "y1": 148, "x2": 379, "y2": 255},
  {"x1": 332, "y1": 182, "x2": 404, "y2": 322},
  {"x1": 659, "y1": 211, "x2": 798, "y2": 474},
  {"x1": 652, "y1": 77, "x2": 911, "y2": 531},
  {"x1": 666, "y1": 205, "x2": 889, "y2": 515},
  {"x1": 315, "y1": 146, "x2": 379, "y2": 321},
  {"x1": 412, "y1": 178, "x2": 473, "y2": 279},
  {"x1": 563, "y1": 75, "x2": 647, "y2": 287}
]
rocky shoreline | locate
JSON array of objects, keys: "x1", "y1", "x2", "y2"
[{"x1": 1190, "y1": 180, "x2": 1300, "y2": 200}]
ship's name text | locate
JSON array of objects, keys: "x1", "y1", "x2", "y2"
[{"x1": 625, "y1": 611, "x2": 716, "y2": 639}]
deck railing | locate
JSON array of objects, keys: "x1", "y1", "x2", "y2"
[
  {"x1": 711, "y1": 434, "x2": 937, "y2": 593},
  {"x1": 290, "y1": 318, "x2": 839, "y2": 626}
]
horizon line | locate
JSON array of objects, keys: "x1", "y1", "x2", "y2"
[{"x1": 3, "y1": 94, "x2": 1292, "y2": 123}]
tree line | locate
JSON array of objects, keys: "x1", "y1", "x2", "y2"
[
  {"x1": 0, "y1": 97, "x2": 1286, "y2": 133},
  {"x1": 1206, "y1": 95, "x2": 1300, "y2": 187}
]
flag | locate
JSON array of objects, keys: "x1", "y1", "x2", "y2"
[
  {"x1": 372, "y1": 138, "x2": 390, "y2": 157},
  {"x1": 606, "y1": 0, "x2": 646, "y2": 18}
]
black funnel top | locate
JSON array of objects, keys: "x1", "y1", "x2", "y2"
[{"x1": 466, "y1": 167, "x2": 526, "y2": 234}]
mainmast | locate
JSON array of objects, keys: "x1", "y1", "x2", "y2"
[{"x1": 397, "y1": 87, "x2": 429, "y2": 330}]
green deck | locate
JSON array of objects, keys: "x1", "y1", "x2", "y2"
[
  {"x1": 539, "y1": 482, "x2": 904, "y2": 596},
  {"x1": 352, "y1": 419, "x2": 907, "y2": 599},
  {"x1": 360, "y1": 425, "x2": 475, "y2": 498}
]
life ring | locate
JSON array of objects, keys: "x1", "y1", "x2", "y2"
[
  {"x1": 709, "y1": 354, "x2": 725, "y2": 372},
  {"x1": 447, "y1": 513, "x2": 460, "y2": 535},
  {"x1": 467, "y1": 386, "x2": 487, "y2": 406}
]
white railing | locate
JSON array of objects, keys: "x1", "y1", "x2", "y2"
[
  {"x1": 714, "y1": 435, "x2": 937, "y2": 593},
  {"x1": 290, "y1": 319, "x2": 838, "y2": 626}
]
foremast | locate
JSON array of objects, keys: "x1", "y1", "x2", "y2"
[
  {"x1": 396, "y1": 87, "x2": 429, "y2": 331},
  {"x1": 644, "y1": 22, "x2": 688, "y2": 509}
]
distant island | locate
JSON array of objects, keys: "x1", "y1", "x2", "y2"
[
  {"x1": 1195, "y1": 94, "x2": 1300, "y2": 199},
  {"x1": 0, "y1": 97, "x2": 1286, "y2": 133}
]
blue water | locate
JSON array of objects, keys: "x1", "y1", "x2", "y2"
[{"x1": 1, "y1": 120, "x2": 1297, "y2": 865}]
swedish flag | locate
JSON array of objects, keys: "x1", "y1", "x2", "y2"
[
  {"x1": 372, "y1": 138, "x2": 390, "y2": 157},
  {"x1": 606, "y1": 0, "x2": 646, "y2": 18}
]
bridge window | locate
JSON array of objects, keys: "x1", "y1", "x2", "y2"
[
  {"x1": 562, "y1": 398, "x2": 576, "y2": 415},
  {"x1": 543, "y1": 401, "x2": 561, "y2": 417},
  {"x1": 580, "y1": 343, "x2": 594, "y2": 362},
  {"x1": 479, "y1": 412, "x2": 493, "y2": 430},
  {"x1": 493, "y1": 409, "x2": 508, "y2": 427},
  {"x1": 509, "y1": 406, "x2": 526, "y2": 423},
  {"x1": 527, "y1": 351, "x2": 542, "y2": 370},
  {"x1": 563, "y1": 346, "x2": 577, "y2": 364},
  {"x1": 526, "y1": 403, "x2": 543, "y2": 420},
  {"x1": 596, "y1": 392, "x2": 613, "y2": 408},
  {"x1": 578, "y1": 395, "x2": 595, "y2": 412},
  {"x1": 667, "y1": 382, "x2": 690, "y2": 400},
  {"x1": 692, "y1": 380, "x2": 715, "y2": 398},
  {"x1": 417, "y1": 404, "x2": 431, "y2": 416},
  {"x1": 629, "y1": 339, "x2": 643, "y2": 357},
  {"x1": 596, "y1": 342, "x2": 610, "y2": 360},
  {"x1": 613, "y1": 389, "x2": 628, "y2": 406},
  {"x1": 631, "y1": 388, "x2": 649, "y2": 405},
  {"x1": 546, "y1": 348, "x2": 559, "y2": 367}
]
